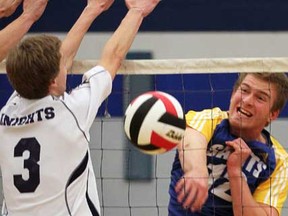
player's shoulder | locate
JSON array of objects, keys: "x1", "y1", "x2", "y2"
[
  {"x1": 82, "y1": 65, "x2": 111, "y2": 83},
  {"x1": 271, "y1": 136, "x2": 288, "y2": 161},
  {"x1": 185, "y1": 107, "x2": 228, "y2": 136},
  {"x1": 67, "y1": 65, "x2": 112, "y2": 99},
  {"x1": 186, "y1": 107, "x2": 228, "y2": 121}
]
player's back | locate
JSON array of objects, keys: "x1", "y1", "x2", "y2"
[{"x1": 0, "y1": 93, "x2": 100, "y2": 216}]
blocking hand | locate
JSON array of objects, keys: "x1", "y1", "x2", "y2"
[
  {"x1": 125, "y1": 0, "x2": 160, "y2": 17},
  {"x1": 87, "y1": 0, "x2": 114, "y2": 12},
  {"x1": 22, "y1": 0, "x2": 48, "y2": 22},
  {"x1": 0, "y1": 0, "x2": 22, "y2": 18}
]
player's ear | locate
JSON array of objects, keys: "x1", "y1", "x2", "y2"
[
  {"x1": 48, "y1": 78, "x2": 57, "y2": 94},
  {"x1": 269, "y1": 109, "x2": 280, "y2": 122}
]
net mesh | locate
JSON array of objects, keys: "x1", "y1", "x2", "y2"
[{"x1": 0, "y1": 58, "x2": 287, "y2": 216}]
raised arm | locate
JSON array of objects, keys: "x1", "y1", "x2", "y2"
[
  {"x1": 0, "y1": 0, "x2": 47, "y2": 61},
  {"x1": 175, "y1": 127, "x2": 209, "y2": 212},
  {"x1": 60, "y1": 0, "x2": 114, "y2": 72},
  {"x1": 98, "y1": 0, "x2": 160, "y2": 79}
]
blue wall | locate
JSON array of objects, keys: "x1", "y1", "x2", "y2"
[
  {"x1": 2, "y1": 0, "x2": 288, "y2": 31},
  {"x1": 3, "y1": 74, "x2": 287, "y2": 117}
]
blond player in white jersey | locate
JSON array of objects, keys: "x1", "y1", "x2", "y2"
[{"x1": 0, "y1": 0, "x2": 160, "y2": 215}]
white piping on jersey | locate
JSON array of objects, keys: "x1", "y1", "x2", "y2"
[
  {"x1": 190, "y1": 112, "x2": 202, "y2": 130},
  {"x1": 263, "y1": 157, "x2": 288, "y2": 209},
  {"x1": 191, "y1": 111, "x2": 216, "y2": 132},
  {"x1": 268, "y1": 144, "x2": 288, "y2": 207},
  {"x1": 274, "y1": 146, "x2": 288, "y2": 204},
  {"x1": 272, "y1": 166, "x2": 285, "y2": 208},
  {"x1": 275, "y1": 167, "x2": 287, "y2": 207}
]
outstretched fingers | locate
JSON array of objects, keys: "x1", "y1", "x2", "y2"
[
  {"x1": 22, "y1": 0, "x2": 48, "y2": 21},
  {"x1": 0, "y1": 0, "x2": 22, "y2": 18},
  {"x1": 87, "y1": 0, "x2": 114, "y2": 12},
  {"x1": 125, "y1": 0, "x2": 160, "y2": 17}
]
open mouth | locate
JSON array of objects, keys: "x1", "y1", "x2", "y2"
[{"x1": 237, "y1": 107, "x2": 252, "y2": 117}]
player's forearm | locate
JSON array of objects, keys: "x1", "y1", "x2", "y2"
[
  {"x1": 228, "y1": 169, "x2": 273, "y2": 216},
  {"x1": 0, "y1": 13, "x2": 34, "y2": 61},
  {"x1": 178, "y1": 127, "x2": 208, "y2": 173},
  {"x1": 98, "y1": 8, "x2": 144, "y2": 79},
  {"x1": 61, "y1": 6, "x2": 104, "y2": 71}
]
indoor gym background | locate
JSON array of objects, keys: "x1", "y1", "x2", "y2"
[{"x1": 0, "y1": 0, "x2": 288, "y2": 215}]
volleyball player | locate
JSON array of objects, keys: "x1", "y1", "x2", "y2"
[
  {"x1": 0, "y1": 0, "x2": 160, "y2": 215},
  {"x1": 0, "y1": 0, "x2": 48, "y2": 62},
  {"x1": 169, "y1": 73, "x2": 288, "y2": 216}
]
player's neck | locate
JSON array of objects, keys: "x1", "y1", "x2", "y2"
[{"x1": 230, "y1": 128, "x2": 266, "y2": 144}]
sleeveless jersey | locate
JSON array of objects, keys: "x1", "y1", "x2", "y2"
[
  {"x1": 169, "y1": 107, "x2": 288, "y2": 216},
  {"x1": 0, "y1": 66, "x2": 112, "y2": 216}
]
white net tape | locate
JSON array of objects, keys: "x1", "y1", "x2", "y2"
[{"x1": 1, "y1": 57, "x2": 288, "y2": 74}]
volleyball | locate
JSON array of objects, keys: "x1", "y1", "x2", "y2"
[{"x1": 124, "y1": 91, "x2": 186, "y2": 155}]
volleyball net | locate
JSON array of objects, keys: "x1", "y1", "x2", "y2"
[
  {"x1": 0, "y1": 58, "x2": 288, "y2": 216},
  {"x1": 2, "y1": 57, "x2": 288, "y2": 74}
]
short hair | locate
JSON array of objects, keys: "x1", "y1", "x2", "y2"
[
  {"x1": 6, "y1": 34, "x2": 62, "y2": 99},
  {"x1": 233, "y1": 73, "x2": 288, "y2": 112}
]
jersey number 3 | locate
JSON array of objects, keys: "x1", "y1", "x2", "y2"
[{"x1": 14, "y1": 137, "x2": 40, "y2": 193}]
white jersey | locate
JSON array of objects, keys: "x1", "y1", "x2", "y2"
[{"x1": 0, "y1": 66, "x2": 112, "y2": 216}]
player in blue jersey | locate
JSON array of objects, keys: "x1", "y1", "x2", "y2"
[
  {"x1": 0, "y1": 0, "x2": 160, "y2": 215},
  {"x1": 169, "y1": 73, "x2": 288, "y2": 216},
  {"x1": 0, "y1": 0, "x2": 48, "y2": 62}
]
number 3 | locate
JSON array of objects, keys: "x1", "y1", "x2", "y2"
[{"x1": 14, "y1": 137, "x2": 40, "y2": 193}]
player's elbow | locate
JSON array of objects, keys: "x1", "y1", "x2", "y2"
[{"x1": 99, "y1": 45, "x2": 125, "y2": 79}]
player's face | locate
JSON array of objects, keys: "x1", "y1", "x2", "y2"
[{"x1": 228, "y1": 74, "x2": 279, "y2": 139}]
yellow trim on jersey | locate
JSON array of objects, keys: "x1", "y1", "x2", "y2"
[
  {"x1": 185, "y1": 107, "x2": 228, "y2": 142},
  {"x1": 253, "y1": 137, "x2": 288, "y2": 215}
]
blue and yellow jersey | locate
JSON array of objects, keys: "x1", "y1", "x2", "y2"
[
  {"x1": 253, "y1": 136, "x2": 288, "y2": 215},
  {"x1": 169, "y1": 107, "x2": 288, "y2": 216}
]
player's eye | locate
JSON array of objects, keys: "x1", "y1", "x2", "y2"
[
  {"x1": 240, "y1": 87, "x2": 248, "y2": 94},
  {"x1": 257, "y1": 95, "x2": 268, "y2": 102}
]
